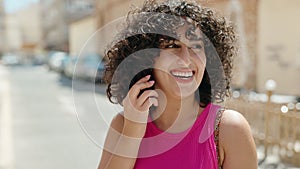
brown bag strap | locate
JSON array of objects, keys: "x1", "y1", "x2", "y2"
[{"x1": 214, "y1": 107, "x2": 225, "y2": 169}]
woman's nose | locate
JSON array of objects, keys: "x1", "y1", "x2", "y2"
[{"x1": 178, "y1": 45, "x2": 191, "y2": 65}]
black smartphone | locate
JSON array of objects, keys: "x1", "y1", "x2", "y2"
[{"x1": 129, "y1": 68, "x2": 155, "y2": 97}]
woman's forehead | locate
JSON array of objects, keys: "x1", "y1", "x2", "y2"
[{"x1": 176, "y1": 24, "x2": 204, "y2": 43}]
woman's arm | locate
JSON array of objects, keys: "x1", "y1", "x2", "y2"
[
  {"x1": 98, "y1": 75, "x2": 158, "y2": 169},
  {"x1": 219, "y1": 110, "x2": 258, "y2": 169},
  {"x1": 98, "y1": 114, "x2": 143, "y2": 169}
]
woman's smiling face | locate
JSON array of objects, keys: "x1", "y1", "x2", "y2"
[{"x1": 153, "y1": 24, "x2": 206, "y2": 99}]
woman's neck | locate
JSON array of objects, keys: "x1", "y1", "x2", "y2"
[{"x1": 151, "y1": 90, "x2": 203, "y2": 132}]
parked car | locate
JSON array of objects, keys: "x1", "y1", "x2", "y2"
[
  {"x1": 73, "y1": 53, "x2": 105, "y2": 83},
  {"x1": 48, "y1": 52, "x2": 69, "y2": 73},
  {"x1": 1, "y1": 54, "x2": 20, "y2": 66},
  {"x1": 32, "y1": 54, "x2": 47, "y2": 65},
  {"x1": 64, "y1": 56, "x2": 78, "y2": 79},
  {"x1": 95, "y1": 61, "x2": 105, "y2": 83}
]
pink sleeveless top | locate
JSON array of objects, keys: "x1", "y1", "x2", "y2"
[{"x1": 134, "y1": 103, "x2": 220, "y2": 169}]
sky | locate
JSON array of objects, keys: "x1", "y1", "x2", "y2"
[{"x1": 4, "y1": 0, "x2": 39, "y2": 13}]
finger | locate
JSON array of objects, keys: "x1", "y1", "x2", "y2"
[
  {"x1": 130, "y1": 80, "x2": 155, "y2": 99},
  {"x1": 128, "y1": 75, "x2": 151, "y2": 96},
  {"x1": 140, "y1": 97, "x2": 158, "y2": 110},
  {"x1": 137, "y1": 90, "x2": 158, "y2": 106},
  {"x1": 135, "y1": 75, "x2": 151, "y2": 85},
  {"x1": 136, "y1": 80, "x2": 155, "y2": 91}
]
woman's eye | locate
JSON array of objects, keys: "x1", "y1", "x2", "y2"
[
  {"x1": 165, "y1": 44, "x2": 179, "y2": 49},
  {"x1": 190, "y1": 44, "x2": 202, "y2": 50},
  {"x1": 166, "y1": 44, "x2": 174, "y2": 48}
]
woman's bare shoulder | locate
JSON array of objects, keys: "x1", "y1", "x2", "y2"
[
  {"x1": 220, "y1": 109, "x2": 255, "y2": 145},
  {"x1": 221, "y1": 109, "x2": 250, "y2": 131},
  {"x1": 219, "y1": 109, "x2": 258, "y2": 168},
  {"x1": 219, "y1": 110, "x2": 257, "y2": 169}
]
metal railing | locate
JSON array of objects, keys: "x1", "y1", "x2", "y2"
[{"x1": 225, "y1": 94, "x2": 300, "y2": 167}]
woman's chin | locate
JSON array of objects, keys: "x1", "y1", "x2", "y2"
[{"x1": 171, "y1": 85, "x2": 198, "y2": 99}]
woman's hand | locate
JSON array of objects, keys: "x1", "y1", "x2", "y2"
[{"x1": 122, "y1": 75, "x2": 158, "y2": 138}]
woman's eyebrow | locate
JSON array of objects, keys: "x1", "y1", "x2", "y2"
[
  {"x1": 185, "y1": 38, "x2": 204, "y2": 45},
  {"x1": 193, "y1": 37, "x2": 204, "y2": 42},
  {"x1": 196, "y1": 38, "x2": 204, "y2": 43}
]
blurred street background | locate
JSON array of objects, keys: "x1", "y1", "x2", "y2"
[{"x1": 0, "y1": 0, "x2": 300, "y2": 169}]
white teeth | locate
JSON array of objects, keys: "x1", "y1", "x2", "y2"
[{"x1": 171, "y1": 71, "x2": 193, "y2": 78}]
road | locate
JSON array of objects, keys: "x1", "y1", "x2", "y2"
[{"x1": 0, "y1": 65, "x2": 117, "y2": 169}]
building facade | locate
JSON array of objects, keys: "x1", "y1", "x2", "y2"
[
  {"x1": 16, "y1": 2, "x2": 43, "y2": 56},
  {"x1": 4, "y1": 1, "x2": 42, "y2": 60},
  {"x1": 69, "y1": 16, "x2": 97, "y2": 56},
  {"x1": 67, "y1": 0, "x2": 96, "y2": 56},
  {"x1": 40, "y1": 0, "x2": 69, "y2": 51},
  {"x1": 41, "y1": 0, "x2": 95, "y2": 52},
  {"x1": 0, "y1": 0, "x2": 5, "y2": 55},
  {"x1": 5, "y1": 13, "x2": 22, "y2": 53},
  {"x1": 257, "y1": 0, "x2": 300, "y2": 96}
]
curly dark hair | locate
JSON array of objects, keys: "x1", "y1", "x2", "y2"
[{"x1": 103, "y1": 0, "x2": 237, "y2": 107}]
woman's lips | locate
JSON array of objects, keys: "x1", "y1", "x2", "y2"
[{"x1": 170, "y1": 69, "x2": 195, "y2": 83}]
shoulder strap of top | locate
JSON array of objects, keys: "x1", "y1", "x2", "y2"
[{"x1": 214, "y1": 107, "x2": 225, "y2": 169}]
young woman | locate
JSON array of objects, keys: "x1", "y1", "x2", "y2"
[{"x1": 98, "y1": 1, "x2": 257, "y2": 169}]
